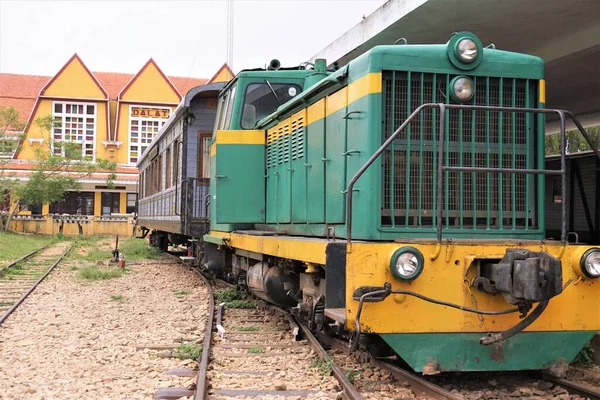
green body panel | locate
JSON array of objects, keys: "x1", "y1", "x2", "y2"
[
  {"x1": 209, "y1": 153, "x2": 247, "y2": 232},
  {"x1": 266, "y1": 167, "x2": 277, "y2": 223},
  {"x1": 291, "y1": 145, "x2": 307, "y2": 223},
  {"x1": 215, "y1": 143, "x2": 266, "y2": 224},
  {"x1": 347, "y1": 45, "x2": 544, "y2": 83},
  {"x1": 325, "y1": 106, "x2": 348, "y2": 223},
  {"x1": 306, "y1": 115, "x2": 326, "y2": 223},
  {"x1": 203, "y1": 233, "x2": 225, "y2": 246},
  {"x1": 276, "y1": 140, "x2": 292, "y2": 223},
  {"x1": 215, "y1": 36, "x2": 547, "y2": 241},
  {"x1": 381, "y1": 331, "x2": 596, "y2": 372}
]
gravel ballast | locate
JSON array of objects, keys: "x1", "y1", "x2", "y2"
[{"x1": 0, "y1": 259, "x2": 208, "y2": 399}]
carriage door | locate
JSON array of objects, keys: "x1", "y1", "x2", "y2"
[{"x1": 214, "y1": 129, "x2": 266, "y2": 223}]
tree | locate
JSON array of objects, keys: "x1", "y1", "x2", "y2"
[
  {"x1": 546, "y1": 126, "x2": 600, "y2": 155},
  {"x1": 0, "y1": 106, "x2": 25, "y2": 228},
  {"x1": 1, "y1": 113, "x2": 117, "y2": 231}
]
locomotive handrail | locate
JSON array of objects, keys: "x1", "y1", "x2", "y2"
[{"x1": 345, "y1": 103, "x2": 600, "y2": 247}]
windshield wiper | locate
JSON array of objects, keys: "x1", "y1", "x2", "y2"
[{"x1": 265, "y1": 79, "x2": 282, "y2": 105}]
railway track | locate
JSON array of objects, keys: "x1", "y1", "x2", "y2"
[
  {"x1": 316, "y1": 330, "x2": 600, "y2": 400},
  {"x1": 156, "y1": 256, "x2": 361, "y2": 400},
  {"x1": 157, "y1": 256, "x2": 599, "y2": 400},
  {"x1": 0, "y1": 242, "x2": 71, "y2": 325}
]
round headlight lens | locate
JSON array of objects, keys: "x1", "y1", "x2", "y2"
[
  {"x1": 457, "y1": 38, "x2": 478, "y2": 63},
  {"x1": 390, "y1": 247, "x2": 424, "y2": 281},
  {"x1": 581, "y1": 249, "x2": 600, "y2": 278},
  {"x1": 452, "y1": 77, "x2": 474, "y2": 102}
]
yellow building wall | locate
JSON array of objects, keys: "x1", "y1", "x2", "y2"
[
  {"x1": 9, "y1": 217, "x2": 140, "y2": 237},
  {"x1": 43, "y1": 56, "x2": 106, "y2": 100},
  {"x1": 115, "y1": 102, "x2": 176, "y2": 164},
  {"x1": 18, "y1": 55, "x2": 110, "y2": 161},
  {"x1": 17, "y1": 100, "x2": 53, "y2": 159},
  {"x1": 17, "y1": 99, "x2": 109, "y2": 161},
  {"x1": 120, "y1": 61, "x2": 181, "y2": 103}
]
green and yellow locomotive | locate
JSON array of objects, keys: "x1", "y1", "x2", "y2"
[{"x1": 203, "y1": 32, "x2": 600, "y2": 373}]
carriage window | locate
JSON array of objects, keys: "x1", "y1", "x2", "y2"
[
  {"x1": 165, "y1": 147, "x2": 172, "y2": 188},
  {"x1": 240, "y1": 82, "x2": 301, "y2": 129},
  {"x1": 223, "y1": 85, "x2": 237, "y2": 130},
  {"x1": 198, "y1": 133, "x2": 211, "y2": 179}
]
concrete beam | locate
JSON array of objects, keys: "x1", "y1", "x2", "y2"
[{"x1": 310, "y1": 0, "x2": 428, "y2": 64}]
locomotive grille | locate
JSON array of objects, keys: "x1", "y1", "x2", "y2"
[{"x1": 381, "y1": 71, "x2": 538, "y2": 231}]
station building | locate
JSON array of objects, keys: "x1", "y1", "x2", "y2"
[{"x1": 0, "y1": 55, "x2": 233, "y2": 235}]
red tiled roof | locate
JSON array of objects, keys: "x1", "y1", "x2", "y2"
[{"x1": 0, "y1": 70, "x2": 207, "y2": 127}]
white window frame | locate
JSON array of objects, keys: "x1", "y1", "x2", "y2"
[
  {"x1": 51, "y1": 101, "x2": 97, "y2": 161},
  {"x1": 127, "y1": 105, "x2": 170, "y2": 165}
]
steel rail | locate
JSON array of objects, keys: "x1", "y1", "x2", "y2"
[
  {"x1": 294, "y1": 316, "x2": 364, "y2": 400},
  {"x1": 314, "y1": 330, "x2": 460, "y2": 400},
  {"x1": 372, "y1": 360, "x2": 462, "y2": 400},
  {"x1": 0, "y1": 244, "x2": 72, "y2": 326},
  {"x1": 191, "y1": 268, "x2": 214, "y2": 400},
  {"x1": 540, "y1": 373, "x2": 600, "y2": 400},
  {"x1": 211, "y1": 276, "x2": 363, "y2": 400},
  {"x1": 0, "y1": 243, "x2": 50, "y2": 273}
]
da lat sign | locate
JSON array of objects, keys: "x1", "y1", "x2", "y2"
[{"x1": 131, "y1": 107, "x2": 170, "y2": 119}]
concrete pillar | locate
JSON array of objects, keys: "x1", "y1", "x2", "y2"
[
  {"x1": 119, "y1": 192, "x2": 127, "y2": 214},
  {"x1": 94, "y1": 192, "x2": 102, "y2": 216}
]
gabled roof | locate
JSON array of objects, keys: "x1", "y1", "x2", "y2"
[
  {"x1": 208, "y1": 63, "x2": 235, "y2": 83},
  {"x1": 118, "y1": 58, "x2": 185, "y2": 103},
  {"x1": 40, "y1": 54, "x2": 109, "y2": 99},
  {"x1": 0, "y1": 63, "x2": 207, "y2": 131}
]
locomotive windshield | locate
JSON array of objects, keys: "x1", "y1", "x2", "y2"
[{"x1": 240, "y1": 82, "x2": 301, "y2": 128}]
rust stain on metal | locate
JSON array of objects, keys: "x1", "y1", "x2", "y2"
[
  {"x1": 421, "y1": 361, "x2": 441, "y2": 375},
  {"x1": 489, "y1": 342, "x2": 505, "y2": 362}
]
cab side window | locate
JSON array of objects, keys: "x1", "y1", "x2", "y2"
[{"x1": 240, "y1": 83, "x2": 300, "y2": 129}]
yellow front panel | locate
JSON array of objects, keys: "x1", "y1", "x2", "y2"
[
  {"x1": 208, "y1": 231, "x2": 327, "y2": 265},
  {"x1": 215, "y1": 130, "x2": 265, "y2": 145},
  {"x1": 539, "y1": 79, "x2": 546, "y2": 104},
  {"x1": 346, "y1": 242, "x2": 600, "y2": 333}
]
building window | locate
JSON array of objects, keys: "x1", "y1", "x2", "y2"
[
  {"x1": 52, "y1": 102, "x2": 96, "y2": 160},
  {"x1": 49, "y1": 192, "x2": 94, "y2": 215},
  {"x1": 126, "y1": 193, "x2": 137, "y2": 214},
  {"x1": 128, "y1": 105, "x2": 170, "y2": 164},
  {"x1": 101, "y1": 192, "x2": 120, "y2": 215}
]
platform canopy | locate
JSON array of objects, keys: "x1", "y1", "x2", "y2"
[{"x1": 309, "y1": 0, "x2": 600, "y2": 132}]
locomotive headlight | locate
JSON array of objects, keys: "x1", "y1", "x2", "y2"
[
  {"x1": 581, "y1": 249, "x2": 600, "y2": 278},
  {"x1": 390, "y1": 247, "x2": 424, "y2": 282},
  {"x1": 450, "y1": 76, "x2": 474, "y2": 102},
  {"x1": 456, "y1": 38, "x2": 478, "y2": 63}
]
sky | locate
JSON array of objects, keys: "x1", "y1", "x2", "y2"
[{"x1": 0, "y1": 0, "x2": 388, "y2": 79}]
